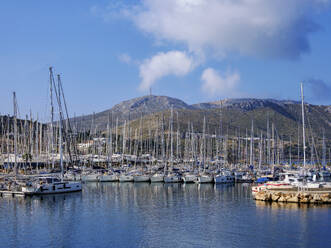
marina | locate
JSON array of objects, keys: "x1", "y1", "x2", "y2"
[
  {"x1": 0, "y1": 74, "x2": 330, "y2": 202},
  {"x1": 2, "y1": 1, "x2": 331, "y2": 246}
]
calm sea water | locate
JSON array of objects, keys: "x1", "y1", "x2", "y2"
[{"x1": 0, "y1": 183, "x2": 330, "y2": 248}]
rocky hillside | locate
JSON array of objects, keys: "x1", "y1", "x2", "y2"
[
  {"x1": 69, "y1": 95, "x2": 331, "y2": 141},
  {"x1": 70, "y1": 95, "x2": 193, "y2": 131},
  {"x1": 193, "y1": 98, "x2": 300, "y2": 111},
  {"x1": 126, "y1": 104, "x2": 331, "y2": 142}
]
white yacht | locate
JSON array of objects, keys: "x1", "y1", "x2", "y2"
[
  {"x1": 214, "y1": 171, "x2": 235, "y2": 184},
  {"x1": 22, "y1": 177, "x2": 82, "y2": 195}
]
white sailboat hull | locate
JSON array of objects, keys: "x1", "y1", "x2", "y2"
[
  {"x1": 183, "y1": 175, "x2": 197, "y2": 183},
  {"x1": 150, "y1": 175, "x2": 164, "y2": 182},
  {"x1": 197, "y1": 175, "x2": 213, "y2": 183},
  {"x1": 133, "y1": 175, "x2": 150, "y2": 182},
  {"x1": 99, "y1": 175, "x2": 118, "y2": 182},
  {"x1": 164, "y1": 175, "x2": 181, "y2": 183},
  {"x1": 22, "y1": 181, "x2": 82, "y2": 195},
  {"x1": 81, "y1": 174, "x2": 99, "y2": 182},
  {"x1": 119, "y1": 175, "x2": 134, "y2": 182}
]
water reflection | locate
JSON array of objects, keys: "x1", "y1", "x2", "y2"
[{"x1": 0, "y1": 183, "x2": 329, "y2": 248}]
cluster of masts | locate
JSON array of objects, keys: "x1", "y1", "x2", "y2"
[
  {"x1": 0, "y1": 69, "x2": 330, "y2": 195},
  {"x1": 0, "y1": 70, "x2": 329, "y2": 177}
]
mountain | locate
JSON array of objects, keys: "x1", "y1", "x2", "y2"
[
  {"x1": 125, "y1": 104, "x2": 331, "y2": 142},
  {"x1": 193, "y1": 98, "x2": 300, "y2": 111},
  {"x1": 70, "y1": 95, "x2": 193, "y2": 131},
  {"x1": 0, "y1": 115, "x2": 46, "y2": 144},
  {"x1": 69, "y1": 95, "x2": 331, "y2": 142}
]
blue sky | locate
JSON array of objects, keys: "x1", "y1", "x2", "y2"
[{"x1": 1, "y1": 0, "x2": 331, "y2": 121}]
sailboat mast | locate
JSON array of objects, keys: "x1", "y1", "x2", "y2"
[
  {"x1": 267, "y1": 113, "x2": 270, "y2": 164},
  {"x1": 35, "y1": 115, "x2": 39, "y2": 172},
  {"x1": 170, "y1": 106, "x2": 173, "y2": 170},
  {"x1": 250, "y1": 120, "x2": 253, "y2": 166},
  {"x1": 49, "y1": 67, "x2": 55, "y2": 169},
  {"x1": 57, "y1": 75, "x2": 64, "y2": 180},
  {"x1": 107, "y1": 112, "x2": 112, "y2": 166},
  {"x1": 203, "y1": 116, "x2": 206, "y2": 172},
  {"x1": 289, "y1": 135, "x2": 292, "y2": 165},
  {"x1": 301, "y1": 82, "x2": 306, "y2": 169},
  {"x1": 13, "y1": 92, "x2": 18, "y2": 175},
  {"x1": 122, "y1": 120, "x2": 126, "y2": 167},
  {"x1": 322, "y1": 130, "x2": 326, "y2": 168},
  {"x1": 259, "y1": 132, "x2": 262, "y2": 170},
  {"x1": 176, "y1": 111, "x2": 179, "y2": 160}
]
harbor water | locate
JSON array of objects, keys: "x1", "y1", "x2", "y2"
[{"x1": 0, "y1": 183, "x2": 330, "y2": 248}]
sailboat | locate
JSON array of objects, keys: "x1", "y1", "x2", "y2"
[
  {"x1": 99, "y1": 171, "x2": 118, "y2": 182},
  {"x1": 151, "y1": 114, "x2": 165, "y2": 182},
  {"x1": 197, "y1": 117, "x2": 213, "y2": 183},
  {"x1": 182, "y1": 173, "x2": 197, "y2": 183},
  {"x1": 183, "y1": 124, "x2": 198, "y2": 183},
  {"x1": 22, "y1": 68, "x2": 82, "y2": 195},
  {"x1": 99, "y1": 113, "x2": 119, "y2": 182},
  {"x1": 118, "y1": 173, "x2": 134, "y2": 182},
  {"x1": 81, "y1": 113, "x2": 100, "y2": 182},
  {"x1": 133, "y1": 172, "x2": 150, "y2": 182},
  {"x1": 298, "y1": 83, "x2": 325, "y2": 189},
  {"x1": 164, "y1": 107, "x2": 181, "y2": 183},
  {"x1": 252, "y1": 82, "x2": 327, "y2": 194}
]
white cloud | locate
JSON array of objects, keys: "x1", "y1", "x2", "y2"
[
  {"x1": 125, "y1": 0, "x2": 330, "y2": 59},
  {"x1": 139, "y1": 50, "x2": 196, "y2": 91},
  {"x1": 201, "y1": 68, "x2": 240, "y2": 97}
]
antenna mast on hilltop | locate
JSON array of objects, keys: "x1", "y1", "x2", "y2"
[{"x1": 149, "y1": 87, "x2": 152, "y2": 96}]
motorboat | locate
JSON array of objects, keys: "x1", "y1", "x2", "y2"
[{"x1": 214, "y1": 174, "x2": 235, "y2": 184}]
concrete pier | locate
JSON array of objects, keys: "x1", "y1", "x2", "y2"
[{"x1": 254, "y1": 190, "x2": 331, "y2": 204}]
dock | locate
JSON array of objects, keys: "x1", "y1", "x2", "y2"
[{"x1": 253, "y1": 189, "x2": 331, "y2": 204}]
